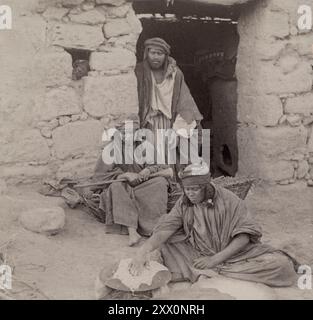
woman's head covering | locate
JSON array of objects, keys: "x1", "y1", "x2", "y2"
[{"x1": 179, "y1": 161, "x2": 211, "y2": 187}]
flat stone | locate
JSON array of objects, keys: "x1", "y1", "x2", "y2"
[
  {"x1": 285, "y1": 93, "x2": 313, "y2": 116},
  {"x1": 43, "y1": 7, "x2": 69, "y2": 20},
  {"x1": 41, "y1": 87, "x2": 81, "y2": 121},
  {"x1": 61, "y1": 0, "x2": 85, "y2": 7},
  {"x1": 0, "y1": 129, "x2": 50, "y2": 165},
  {"x1": 49, "y1": 23, "x2": 104, "y2": 50},
  {"x1": 297, "y1": 160, "x2": 309, "y2": 179},
  {"x1": 83, "y1": 73, "x2": 138, "y2": 117},
  {"x1": 238, "y1": 95, "x2": 283, "y2": 126},
  {"x1": 35, "y1": 47, "x2": 72, "y2": 87},
  {"x1": 20, "y1": 207, "x2": 66, "y2": 236},
  {"x1": 69, "y1": 9, "x2": 106, "y2": 25},
  {"x1": 103, "y1": 19, "x2": 131, "y2": 38},
  {"x1": 126, "y1": 10, "x2": 142, "y2": 35},
  {"x1": 89, "y1": 48, "x2": 136, "y2": 71},
  {"x1": 52, "y1": 120, "x2": 103, "y2": 159}
]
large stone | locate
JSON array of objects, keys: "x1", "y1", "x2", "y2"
[
  {"x1": 83, "y1": 73, "x2": 138, "y2": 117},
  {"x1": 285, "y1": 94, "x2": 313, "y2": 116},
  {"x1": 254, "y1": 126, "x2": 308, "y2": 160},
  {"x1": 20, "y1": 207, "x2": 66, "y2": 235},
  {"x1": 52, "y1": 120, "x2": 103, "y2": 159},
  {"x1": 69, "y1": 9, "x2": 106, "y2": 25},
  {"x1": 40, "y1": 87, "x2": 81, "y2": 121},
  {"x1": 238, "y1": 95, "x2": 283, "y2": 126},
  {"x1": 103, "y1": 19, "x2": 132, "y2": 38},
  {"x1": 258, "y1": 61, "x2": 312, "y2": 95},
  {"x1": 49, "y1": 23, "x2": 104, "y2": 50},
  {"x1": 126, "y1": 9, "x2": 143, "y2": 35},
  {"x1": 259, "y1": 10, "x2": 290, "y2": 39},
  {"x1": 0, "y1": 129, "x2": 51, "y2": 165},
  {"x1": 43, "y1": 7, "x2": 69, "y2": 20},
  {"x1": 96, "y1": 0, "x2": 126, "y2": 5},
  {"x1": 56, "y1": 156, "x2": 98, "y2": 180},
  {"x1": 89, "y1": 48, "x2": 136, "y2": 71},
  {"x1": 61, "y1": 0, "x2": 85, "y2": 7},
  {"x1": 35, "y1": 47, "x2": 72, "y2": 87}
]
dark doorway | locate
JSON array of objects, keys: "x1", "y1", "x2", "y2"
[{"x1": 134, "y1": 2, "x2": 239, "y2": 177}]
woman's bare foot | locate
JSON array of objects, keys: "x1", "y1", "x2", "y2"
[{"x1": 128, "y1": 227, "x2": 142, "y2": 247}]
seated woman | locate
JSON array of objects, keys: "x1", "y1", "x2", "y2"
[
  {"x1": 93, "y1": 119, "x2": 173, "y2": 247},
  {"x1": 127, "y1": 162, "x2": 298, "y2": 287}
]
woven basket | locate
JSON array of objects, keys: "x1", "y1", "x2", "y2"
[{"x1": 212, "y1": 176, "x2": 255, "y2": 200}]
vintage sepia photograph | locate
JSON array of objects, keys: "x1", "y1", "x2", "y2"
[{"x1": 0, "y1": 0, "x2": 313, "y2": 305}]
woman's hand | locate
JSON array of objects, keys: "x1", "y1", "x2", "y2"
[
  {"x1": 118, "y1": 172, "x2": 142, "y2": 186},
  {"x1": 129, "y1": 252, "x2": 149, "y2": 276},
  {"x1": 193, "y1": 255, "x2": 220, "y2": 270}
]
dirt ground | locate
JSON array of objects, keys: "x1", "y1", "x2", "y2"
[{"x1": 0, "y1": 181, "x2": 312, "y2": 300}]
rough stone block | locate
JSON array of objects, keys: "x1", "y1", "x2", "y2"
[
  {"x1": 69, "y1": 8, "x2": 106, "y2": 25},
  {"x1": 0, "y1": 130, "x2": 51, "y2": 165},
  {"x1": 35, "y1": 47, "x2": 73, "y2": 87},
  {"x1": 100, "y1": 4, "x2": 131, "y2": 18},
  {"x1": 56, "y1": 157, "x2": 98, "y2": 180},
  {"x1": 259, "y1": 61, "x2": 312, "y2": 95},
  {"x1": 103, "y1": 19, "x2": 132, "y2": 38},
  {"x1": 49, "y1": 23, "x2": 104, "y2": 50},
  {"x1": 259, "y1": 10, "x2": 290, "y2": 39},
  {"x1": 83, "y1": 73, "x2": 138, "y2": 117},
  {"x1": 52, "y1": 120, "x2": 103, "y2": 159},
  {"x1": 285, "y1": 93, "x2": 313, "y2": 116},
  {"x1": 43, "y1": 7, "x2": 69, "y2": 20},
  {"x1": 61, "y1": 0, "x2": 85, "y2": 7},
  {"x1": 238, "y1": 95, "x2": 283, "y2": 126},
  {"x1": 41, "y1": 87, "x2": 81, "y2": 121},
  {"x1": 89, "y1": 48, "x2": 136, "y2": 71},
  {"x1": 20, "y1": 207, "x2": 66, "y2": 235},
  {"x1": 255, "y1": 125, "x2": 308, "y2": 159},
  {"x1": 126, "y1": 10, "x2": 143, "y2": 35}
]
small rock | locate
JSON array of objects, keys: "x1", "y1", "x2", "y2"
[
  {"x1": 288, "y1": 178, "x2": 296, "y2": 184},
  {"x1": 305, "y1": 173, "x2": 311, "y2": 180},
  {"x1": 0, "y1": 179, "x2": 8, "y2": 195},
  {"x1": 49, "y1": 119, "x2": 59, "y2": 130},
  {"x1": 290, "y1": 26, "x2": 298, "y2": 36},
  {"x1": 291, "y1": 154, "x2": 304, "y2": 161},
  {"x1": 309, "y1": 157, "x2": 313, "y2": 165},
  {"x1": 71, "y1": 114, "x2": 81, "y2": 122},
  {"x1": 80, "y1": 112, "x2": 88, "y2": 121},
  {"x1": 19, "y1": 207, "x2": 66, "y2": 235},
  {"x1": 46, "y1": 139, "x2": 54, "y2": 147},
  {"x1": 278, "y1": 179, "x2": 289, "y2": 185},
  {"x1": 293, "y1": 162, "x2": 299, "y2": 169},
  {"x1": 82, "y1": 2, "x2": 95, "y2": 11},
  {"x1": 59, "y1": 116, "x2": 71, "y2": 126},
  {"x1": 286, "y1": 114, "x2": 302, "y2": 127},
  {"x1": 307, "y1": 179, "x2": 313, "y2": 187},
  {"x1": 40, "y1": 127, "x2": 52, "y2": 138},
  {"x1": 278, "y1": 114, "x2": 287, "y2": 125}
]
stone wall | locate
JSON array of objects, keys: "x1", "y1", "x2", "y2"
[
  {"x1": 236, "y1": 0, "x2": 313, "y2": 185},
  {"x1": 0, "y1": 0, "x2": 141, "y2": 184}
]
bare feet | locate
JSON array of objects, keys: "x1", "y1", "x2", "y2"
[{"x1": 128, "y1": 228, "x2": 142, "y2": 247}]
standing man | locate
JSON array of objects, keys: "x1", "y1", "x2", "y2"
[{"x1": 135, "y1": 37, "x2": 203, "y2": 169}]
